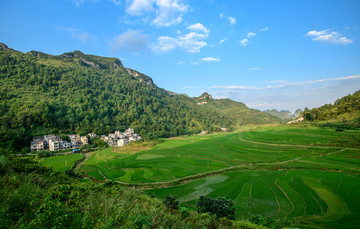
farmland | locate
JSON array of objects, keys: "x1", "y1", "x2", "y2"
[
  {"x1": 78, "y1": 125, "x2": 360, "y2": 228},
  {"x1": 39, "y1": 153, "x2": 84, "y2": 172}
]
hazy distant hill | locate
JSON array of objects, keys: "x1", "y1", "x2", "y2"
[
  {"x1": 0, "y1": 44, "x2": 279, "y2": 152},
  {"x1": 194, "y1": 92, "x2": 282, "y2": 125},
  {"x1": 264, "y1": 109, "x2": 303, "y2": 121}
]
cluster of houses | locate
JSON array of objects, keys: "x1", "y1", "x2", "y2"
[
  {"x1": 101, "y1": 128, "x2": 142, "y2": 147},
  {"x1": 30, "y1": 134, "x2": 89, "y2": 152},
  {"x1": 287, "y1": 117, "x2": 305, "y2": 124},
  {"x1": 30, "y1": 128, "x2": 142, "y2": 152}
]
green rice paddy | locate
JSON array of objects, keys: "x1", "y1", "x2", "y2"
[
  {"x1": 78, "y1": 125, "x2": 360, "y2": 228},
  {"x1": 39, "y1": 153, "x2": 84, "y2": 172}
]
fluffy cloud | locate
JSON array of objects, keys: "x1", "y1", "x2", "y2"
[
  {"x1": 110, "y1": 30, "x2": 149, "y2": 52},
  {"x1": 126, "y1": 0, "x2": 154, "y2": 15},
  {"x1": 247, "y1": 32, "x2": 256, "y2": 38},
  {"x1": 240, "y1": 38, "x2": 248, "y2": 46},
  {"x1": 228, "y1": 16, "x2": 236, "y2": 25},
  {"x1": 248, "y1": 67, "x2": 260, "y2": 71},
  {"x1": 306, "y1": 29, "x2": 353, "y2": 45},
  {"x1": 152, "y1": 23, "x2": 209, "y2": 53},
  {"x1": 187, "y1": 23, "x2": 209, "y2": 33},
  {"x1": 126, "y1": 0, "x2": 188, "y2": 27},
  {"x1": 201, "y1": 57, "x2": 220, "y2": 62}
]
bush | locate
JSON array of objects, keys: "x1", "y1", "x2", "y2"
[
  {"x1": 163, "y1": 195, "x2": 179, "y2": 210},
  {"x1": 195, "y1": 196, "x2": 235, "y2": 219}
]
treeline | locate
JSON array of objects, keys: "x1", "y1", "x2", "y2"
[
  {"x1": 302, "y1": 90, "x2": 360, "y2": 122},
  {"x1": 0, "y1": 46, "x2": 233, "y2": 152}
]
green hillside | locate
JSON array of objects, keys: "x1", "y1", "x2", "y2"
[
  {"x1": 0, "y1": 44, "x2": 283, "y2": 153},
  {"x1": 0, "y1": 153, "x2": 266, "y2": 229},
  {"x1": 194, "y1": 93, "x2": 282, "y2": 125},
  {"x1": 0, "y1": 44, "x2": 235, "y2": 152},
  {"x1": 301, "y1": 90, "x2": 360, "y2": 125}
]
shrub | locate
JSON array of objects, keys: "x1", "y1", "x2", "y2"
[
  {"x1": 163, "y1": 195, "x2": 179, "y2": 210},
  {"x1": 195, "y1": 196, "x2": 235, "y2": 219}
]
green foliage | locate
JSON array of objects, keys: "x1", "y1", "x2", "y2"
[
  {"x1": 0, "y1": 153, "x2": 265, "y2": 229},
  {"x1": 196, "y1": 196, "x2": 235, "y2": 219},
  {"x1": 163, "y1": 195, "x2": 179, "y2": 210},
  {"x1": 194, "y1": 98, "x2": 282, "y2": 126},
  {"x1": 0, "y1": 47, "x2": 234, "y2": 152},
  {"x1": 301, "y1": 90, "x2": 360, "y2": 123},
  {"x1": 248, "y1": 215, "x2": 292, "y2": 229}
]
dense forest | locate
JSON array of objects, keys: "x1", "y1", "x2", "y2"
[
  {"x1": 0, "y1": 44, "x2": 234, "y2": 152},
  {"x1": 0, "y1": 43, "x2": 282, "y2": 153},
  {"x1": 302, "y1": 90, "x2": 360, "y2": 123}
]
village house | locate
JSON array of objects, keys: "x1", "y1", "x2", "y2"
[
  {"x1": 102, "y1": 128, "x2": 142, "y2": 147},
  {"x1": 81, "y1": 136, "x2": 88, "y2": 145},
  {"x1": 88, "y1": 133, "x2": 97, "y2": 138},
  {"x1": 30, "y1": 137, "x2": 45, "y2": 152},
  {"x1": 69, "y1": 134, "x2": 82, "y2": 148}
]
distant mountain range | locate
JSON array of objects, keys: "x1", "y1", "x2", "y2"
[
  {"x1": 0, "y1": 43, "x2": 281, "y2": 152},
  {"x1": 264, "y1": 109, "x2": 303, "y2": 121}
]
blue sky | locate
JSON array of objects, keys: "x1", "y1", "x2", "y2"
[{"x1": 0, "y1": 0, "x2": 359, "y2": 112}]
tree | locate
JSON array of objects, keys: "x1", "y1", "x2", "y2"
[
  {"x1": 195, "y1": 196, "x2": 235, "y2": 219},
  {"x1": 163, "y1": 195, "x2": 179, "y2": 210}
]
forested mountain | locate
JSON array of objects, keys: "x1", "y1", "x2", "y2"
[
  {"x1": 194, "y1": 93, "x2": 282, "y2": 125},
  {"x1": 264, "y1": 109, "x2": 302, "y2": 121},
  {"x1": 0, "y1": 43, "x2": 277, "y2": 152},
  {"x1": 302, "y1": 90, "x2": 360, "y2": 123}
]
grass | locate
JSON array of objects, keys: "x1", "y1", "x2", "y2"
[
  {"x1": 39, "y1": 153, "x2": 84, "y2": 172},
  {"x1": 78, "y1": 125, "x2": 360, "y2": 228}
]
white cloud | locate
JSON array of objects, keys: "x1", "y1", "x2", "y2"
[
  {"x1": 248, "y1": 67, "x2": 260, "y2": 71},
  {"x1": 178, "y1": 32, "x2": 208, "y2": 53},
  {"x1": 152, "y1": 27, "x2": 208, "y2": 53},
  {"x1": 306, "y1": 29, "x2": 353, "y2": 45},
  {"x1": 176, "y1": 61, "x2": 184, "y2": 64},
  {"x1": 110, "y1": 30, "x2": 149, "y2": 52},
  {"x1": 228, "y1": 16, "x2": 236, "y2": 25},
  {"x1": 219, "y1": 13, "x2": 224, "y2": 18},
  {"x1": 152, "y1": 36, "x2": 178, "y2": 52},
  {"x1": 247, "y1": 32, "x2": 256, "y2": 38},
  {"x1": 126, "y1": 0, "x2": 154, "y2": 16},
  {"x1": 240, "y1": 38, "x2": 248, "y2": 46},
  {"x1": 188, "y1": 23, "x2": 209, "y2": 33},
  {"x1": 125, "y1": 0, "x2": 188, "y2": 27},
  {"x1": 259, "y1": 27, "x2": 269, "y2": 32},
  {"x1": 219, "y1": 38, "x2": 226, "y2": 44},
  {"x1": 210, "y1": 75, "x2": 360, "y2": 90},
  {"x1": 209, "y1": 76, "x2": 360, "y2": 112},
  {"x1": 201, "y1": 57, "x2": 220, "y2": 62}
]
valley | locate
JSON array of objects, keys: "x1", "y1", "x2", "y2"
[{"x1": 63, "y1": 124, "x2": 360, "y2": 228}]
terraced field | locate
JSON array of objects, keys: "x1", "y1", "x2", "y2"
[
  {"x1": 39, "y1": 153, "x2": 84, "y2": 172},
  {"x1": 78, "y1": 125, "x2": 360, "y2": 228}
]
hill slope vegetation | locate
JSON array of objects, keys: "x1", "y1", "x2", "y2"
[
  {"x1": 0, "y1": 44, "x2": 281, "y2": 152},
  {"x1": 194, "y1": 92, "x2": 281, "y2": 125}
]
